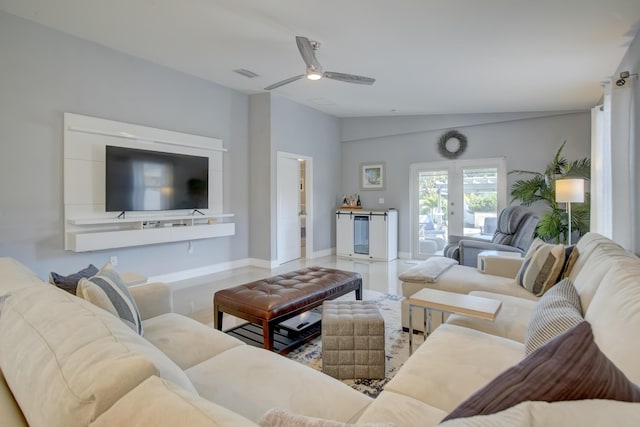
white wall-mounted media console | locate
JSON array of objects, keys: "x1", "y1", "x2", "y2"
[{"x1": 63, "y1": 113, "x2": 234, "y2": 252}]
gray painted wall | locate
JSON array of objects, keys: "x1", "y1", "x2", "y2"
[
  {"x1": 271, "y1": 95, "x2": 341, "y2": 255},
  {"x1": 340, "y1": 112, "x2": 591, "y2": 255},
  {"x1": 248, "y1": 93, "x2": 272, "y2": 261},
  {"x1": 0, "y1": 12, "x2": 250, "y2": 279},
  {"x1": 247, "y1": 93, "x2": 341, "y2": 262}
]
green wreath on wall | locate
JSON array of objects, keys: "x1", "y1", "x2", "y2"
[{"x1": 438, "y1": 130, "x2": 468, "y2": 159}]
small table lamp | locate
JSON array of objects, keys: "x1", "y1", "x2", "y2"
[{"x1": 555, "y1": 178, "x2": 584, "y2": 245}]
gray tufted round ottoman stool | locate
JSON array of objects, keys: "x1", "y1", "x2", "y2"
[{"x1": 321, "y1": 300, "x2": 385, "y2": 379}]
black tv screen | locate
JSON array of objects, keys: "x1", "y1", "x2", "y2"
[{"x1": 105, "y1": 145, "x2": 209, "y2": 212}]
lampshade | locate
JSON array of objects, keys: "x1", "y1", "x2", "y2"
[{"x1": 555, "y1": 178, "x2": 584, "y2": 203}]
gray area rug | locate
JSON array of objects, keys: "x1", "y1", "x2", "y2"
[{"x1": 284, "y1": 290, "x2": 416, "y2": 398}]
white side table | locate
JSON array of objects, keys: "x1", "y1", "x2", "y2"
[
  {"x1": 477, "y1": 250, "x2": 522, "y2": 273},
  {"x1": 407, "y1": 288, "x2": 502, "y2": 354}
]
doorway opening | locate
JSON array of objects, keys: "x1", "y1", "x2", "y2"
[{"x1": 277, "y1": 151, "x2": 313, "y2": 265}]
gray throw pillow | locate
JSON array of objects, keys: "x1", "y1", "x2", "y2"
[
  {"x1": 524, "y1": 278, "x2": 583, "y2": 355},
  {"x1": 49, "y1": 264, "x2": 99, "y2": 295}
]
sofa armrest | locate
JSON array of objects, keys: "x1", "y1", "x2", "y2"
[
  {"x1": 483, "y1": 257, "x2": 524, "y2": 278},
  {"x1": 458, "y1": 240, "x2": 524, "y2": 268},
  {"x1": 129, "y1": 282, "x2": 174, "y2": 320}
]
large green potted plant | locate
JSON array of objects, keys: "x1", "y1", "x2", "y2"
[{"x1": 509, "y1": 142, "x2": 590, "y2": 244}]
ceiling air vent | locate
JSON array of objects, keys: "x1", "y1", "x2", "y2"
[{"x1": 233, "y1": 69, "x2": 260, "y2": 78}]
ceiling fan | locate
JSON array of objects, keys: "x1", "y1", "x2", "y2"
[{"x1": 264, "y1": 36, "x2": 376, "y2": 90}]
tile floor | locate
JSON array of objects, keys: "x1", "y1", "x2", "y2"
[{"x1": 170, "y1": 255, "x2": 420, "y2": 326}]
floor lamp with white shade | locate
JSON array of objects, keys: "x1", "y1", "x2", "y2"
[{"x1": 555, "y1": 178, "x2": 585, "y2": 245}]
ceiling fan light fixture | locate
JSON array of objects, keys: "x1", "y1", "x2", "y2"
[{"x1": 306, "y1": 70, "x2": 323, "y2": 81}]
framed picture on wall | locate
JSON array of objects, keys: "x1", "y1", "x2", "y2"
[{"x1": 360, "y1": 162, "x2": 386, "y2": 191}]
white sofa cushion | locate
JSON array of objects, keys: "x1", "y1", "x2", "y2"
[
  {"x1": 0, "y1": 286, "x2": 157, "y2": 427},
  {"x1": 186, "y1": 345, "x2": 372, "y2": 423},
  {"x1": 384, "y1": 324, "x2": 524, "y2": 412},
  {"x1": 446, "y1": 291, "x2": 537, "y2": 343},
  {"x1": 570, "y1": 235, "x2": 636, "y2": 310},
  {"x1": 142, "y1": 312, "x2": 245, "y2": 370},
  {"x1": 585, "y1": 258, "x2": 640, "y2": 384},
  {"x1": 260, "y1": 408, "x2": 395, "y2": 427},
  {"x1": 91, "y1": 376, "x2": 258, "y2": 427},
  {"x1": 355, "y1": 391, "x2": 447, "y2": 427},
  {"x1": 0, "y1": 286, "x2": 198, "y2": 427}
]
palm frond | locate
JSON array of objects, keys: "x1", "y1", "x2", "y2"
[
  {"x1": 508, "y1": 169, "x2": 545, "y2": 177},
  {"x1": 536, "y1": 210, "x2": 564, "y2": 243},
  {"x1": 545, "y1": 141, "x2": 568, "y2": 177},
  {"x1": 563, "y1": 158, "x2": 591, "y2": 179},
  {"x1": 509, "y1": 140, "x2": 591, "y2": 243},
  {"x1": 510, "y1": 176, "x2": 547, "y2": 205}
]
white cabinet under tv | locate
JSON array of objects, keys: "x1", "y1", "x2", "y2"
[
  {"x1": 66, "y1": 214, "x2": 235, "y2": 252},
  {"x1": 63, "y1": 113, "x2": 235, "y2": 252},
  {"x1": 335, "y1": 209, "x2": 398, "y2": 261}
]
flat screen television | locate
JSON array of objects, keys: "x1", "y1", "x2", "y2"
[{"x1": 105, "y1": 145, "x2": 209, "y2": 212}]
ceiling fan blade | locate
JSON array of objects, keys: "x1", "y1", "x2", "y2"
[
  {"x1": 296, "y1": 36, "x2": 321, "y2": 71},
  {"x1": 323, "y1": 71, "x2": 376, "y2": 85},
  {"x1": 264, "y1": 74, "x2": 305, "y2": 90}
]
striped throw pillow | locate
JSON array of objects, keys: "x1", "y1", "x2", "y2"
[
  {"x1": 517, "y1": 239, "x2": 566, "y2": 296},
  {"x1": 524, "y1": 278, "x2": 583, "y2": 355},
  {"x1": 77, "y1": 263, "x2": 143, "y2": 335},
  {"x1": 560, "y1": 245, "x2": 579, "y2": 279}
]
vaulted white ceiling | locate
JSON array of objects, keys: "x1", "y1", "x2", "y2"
[{"x1": 2, "y1": 0, "x2": 639, "y2": 117}]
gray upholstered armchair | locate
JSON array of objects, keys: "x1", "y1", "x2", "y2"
[{"x1": 443, "y1": 205, "x2": 540, "y2": 268}]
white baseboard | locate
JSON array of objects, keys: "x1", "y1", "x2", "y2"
[
  {"x1": 147, "y1": 258, "x2": 253, "y2": 287},
  {"x1": 147, "y1": 257, "x2": 288, "y2": 288},
  {"x1": 147, "y1": 250, "x2": 337, "y2": 289},
  {"x1": 310, "y1": 247, "x2": 333, "y2": 259},
  {"x1": 248, "y1": 258, "x2": 279, "y2": 269},
  {"x1": 398, "y1": 251, "x2": 411, "y2": 260}
]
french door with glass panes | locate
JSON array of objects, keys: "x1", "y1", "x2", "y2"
[{"x1": 410, "y1": 158, "x2": 507, "y2": 259}]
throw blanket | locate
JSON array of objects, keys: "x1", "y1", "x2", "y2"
[{"x1": 399, "y1": 257, "x2": 457, "y2": 283}]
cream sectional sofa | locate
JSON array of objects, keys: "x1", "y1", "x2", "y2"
[
  {"x1": 1, "y1": 232, "x2": 640, "y2": 426},
  {"x1": 0, "y1": 258, "x2": 371, "y2": 427},
  {"x1": 378, "y1": 232, "x2": 640, "y2": 425}
]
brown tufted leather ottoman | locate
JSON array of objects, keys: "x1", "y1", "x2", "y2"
[{"x1": 214, "y1": 267, "x2": 362, "y2": 353}]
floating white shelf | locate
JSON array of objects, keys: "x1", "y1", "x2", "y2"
[
  {"x1": 67, "y1": 213, "x2": 234, "y2": 226},
  {"x1": 67, "y1": 222, "x2": 235, "y2": 252},
  {"x1": 65, "y1": 214, "x2": 235, "y2": 252}
]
